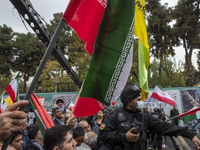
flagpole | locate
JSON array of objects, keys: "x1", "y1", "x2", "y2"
[
  {"x1": 24, "y1": 18, "x2": 66, "y2": 100},
  {"x1": 165, "y1": 107, "x2": 200, "y2": 122},
  {"x1": 66, "y1": 85, "x2": 83, "y2": 125},
  {"x1": 0, "y1": 91, "x2": 6, "y2": 100},
  {"x1": 165, "y1": 115, "x2": 178, "y2": 122}
]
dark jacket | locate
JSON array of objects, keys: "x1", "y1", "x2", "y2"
[
  {"x1": 170, "y1": 108, "x2": 179, "y2": 125},
  {"x1": 53, "y1": 118, "x2": 64, "y2": 125},
  {"x1": 25, "y1": 140, "x2": 43, "y2": 150},
  {"x1": 99, "y1": 107, "x2": 194, "y2": 150}
]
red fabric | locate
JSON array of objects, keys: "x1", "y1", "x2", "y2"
[
  {"x1": 74, "y1": 97, "x2": 105, "y2": 117},
  {"x1": 62, "y1": 0, "x2": 106, "y2": 55},
  {"x1": 63, "y1": 0, "x2": 107, "y2": 117},
  {"x1": 31, "y1": 94, "x2": 54, "y2": 128},
  {"x1": 112, "y1": 102, "x2": 116, "y2": 105},
  {"x1": 151, "y1": 92, "x2": 176, "y2": 106},
  {"x1": 5, "y1": 85, "x2": 16, "y2": 103},
  {"x1": 178, "y1": 107, "x2": 200, "y2": 118}
]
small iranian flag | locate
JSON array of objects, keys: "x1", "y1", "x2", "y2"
[
  {"x1": 30, "y1": 93, "x2": 54, "y2": 136},
  {"x1": 63, "y1": 0, "x2": 135, "y2": 117},
  {"x1": 151, "y1": 86, "x2": 176, "y2": 106},
  {"x1": 5, "y1": 73, "x2": 19, "y2": 103},
  {"x1": 180, "y1": 107, "x2": 200, "y2": 124}
]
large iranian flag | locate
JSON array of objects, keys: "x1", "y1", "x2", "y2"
[{"x1": 63, "y1": 0, "x2": 135, "y2": 117}]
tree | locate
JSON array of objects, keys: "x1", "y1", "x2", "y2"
[
  {"x1": 196, "y1": 51, "x2": 200, "y2": 85},
  {"x1": 67, "y1": 31, "x2": 91, "y2": 82},
  {"x1": 12, "y1": 32, "x2": 45, "y2": 93},
  {"x1": 148, "y1": 58, "x2": 185, "y2": 88},
  {"x1": 46, "y1": 13, "x2": 90, "y2": 89},
  {"x1": 0, "y1": 25, "x2": 13, "y2": 76},
  {"x1": 46, "y1": 12, "x2": 74, "y2": 54},
  {"x1": 146, "y1": 0, "x2": 175, "y2": 78},
  {"x1": 172, "y1": 0, "x2": 200, "y2": 86},
  {"x1": 37, "y1": 60, "x2": 78, "y2": 92}
]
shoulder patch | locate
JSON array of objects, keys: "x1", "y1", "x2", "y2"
[{"x1": 100, "y1": 123, "x2": 106, "y2": 130}]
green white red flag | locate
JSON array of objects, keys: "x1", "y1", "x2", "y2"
[
  {"x1": 179, "y1": 107, "x2": 200, "y2": 117},
  {"x1": 178, "y1": 107, "x2": 200, "y2": 124},
  {"x1": 30, "y1": 93, "x2": 54, "y2": 136},
  {"x1": 63, "y1": 0, "x2": 135, "y2": 117}
]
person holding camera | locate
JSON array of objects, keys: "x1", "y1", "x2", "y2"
[{"x1": 98, "y1": 85, "x2": 200, "y2": 150}]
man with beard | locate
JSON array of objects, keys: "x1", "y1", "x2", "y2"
[
  {"x1": 56, "y1": 99, "x2": 66, "y2": 114},
  {"x1": 53, "y1": 107, "x2": 65, "y2": 125},
  {"x1": 99, "y1": 85, "x2": 200, "y2": 150},
  {"x1": 25, "y1": 124, "x2": 43, "y2": 150}
]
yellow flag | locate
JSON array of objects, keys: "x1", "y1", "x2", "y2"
[
  {"x1": 134, "y1": 0, "x2": 150, "y2": 101},
  {"x1": 5, "y1": 96, "x2": 13, "y2": 106}
]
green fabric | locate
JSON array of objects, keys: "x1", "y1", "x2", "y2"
[
  {"x1": 138, "y1": 40, "x2": 149, "y2": 100},
  {"x1": 80, "y1": 0, "x2": 135, "y2": 106},
  {"x1": 181, "y1": 113, "x2": 197, "y2": 124}
]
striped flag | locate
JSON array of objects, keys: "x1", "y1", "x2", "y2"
[
  {"x1": 63, "y1": 0, "x2": 135, "y2": 117},
  {"x1": 179, "y1": 107, "x2": 200, "y2": 124},
  {"x1": 5, "y1": 73, "x2": 19, "y2": 103},
  {"x1": 151, "y1": 86, "x2": 176, "y2": 106},
  {"x1": 30, "y1": 93, "x2": 54, "y2": 136},
  {"x1": 134, "y1": 0, "x2": 150, "y2": 101}
]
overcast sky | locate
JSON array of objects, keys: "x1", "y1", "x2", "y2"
[{"x1": 0, "y1": 0, "x2": 197, "y2": 67}]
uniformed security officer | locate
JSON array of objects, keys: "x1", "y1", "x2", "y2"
[
  {"x1": 98, "y1": 85, "x2": 200, "y2": 150},
  {"x1": 151, "y1": 108, "x2": 163, "y2": 150}
]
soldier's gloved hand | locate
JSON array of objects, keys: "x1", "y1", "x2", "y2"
[
  {"x1": 126, "y1": 127, "x2": 139, "y2": 142},
  {"x1": 192, "y1": 136, "x2": 200, "y2": 149}
]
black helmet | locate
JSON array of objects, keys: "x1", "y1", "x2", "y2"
[{"x1": 120, "y1": 85, "x2": 141, "y2": 104}]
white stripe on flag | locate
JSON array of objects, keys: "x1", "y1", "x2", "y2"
[
  {"x1": 11, "y1": 79, "x2": 18, "y2": 101},
  {"x1": 34, "y1": 109, "x2": 46, "y2": 130}
]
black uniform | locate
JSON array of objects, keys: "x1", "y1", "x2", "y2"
[
  {"x1": 151, "y1": 110, "x2": 163, "y2": 150},
  {"x1": 99, "y1": 107, "x2": 195, "y2": 150}
]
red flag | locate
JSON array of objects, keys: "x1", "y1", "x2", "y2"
[
  {"x1": 62, "y1": 0, "x2": 107, "y2": 56},
  {"x1": 74, "y1": 97, "x2": 105, "y2": 117},
  {"x1": 62, "y1": 0, "x2": 107, "y2": 117},
  {"x1": 151, "y1": 86, "x2": 176, "y2": 106},
  {"x1": 178, "y1": 107, "x2": 200, "y2": 118}
]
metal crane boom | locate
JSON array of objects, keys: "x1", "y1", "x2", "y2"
[{"x1": 9, "y1": 0, "x2": 82, "y2": 88}]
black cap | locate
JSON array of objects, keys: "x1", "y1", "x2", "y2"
[{"x1": 120, "y1": 85, "x2": 141, "y2": 104}]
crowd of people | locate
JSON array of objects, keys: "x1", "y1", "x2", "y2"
[{"x1": 0, "y1": 85, "x2": 200, "y2": 150}]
